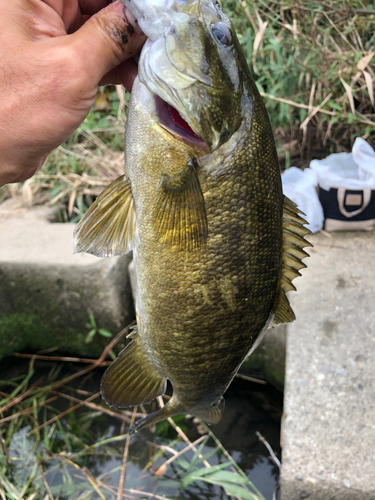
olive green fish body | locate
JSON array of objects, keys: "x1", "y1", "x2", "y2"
[
  {"x1": 128, "y1": 78, "x2": 282, "y2": 412},
  {"x1": 74, "y1": 0, "x2": 310, "y2": 432}
]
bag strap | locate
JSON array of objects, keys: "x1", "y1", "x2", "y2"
[{"x1": 337, "y1": 187, "x2": 371, "y2": 218}]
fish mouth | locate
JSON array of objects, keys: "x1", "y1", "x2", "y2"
[
  {"x1": 154, "y1": 95, "x2": 209, "y2": 152},
  {"x1": 127, "y1": 55, "x2": 208, "y2": 153}
]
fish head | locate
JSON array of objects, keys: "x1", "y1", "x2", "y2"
[{"x1": 123, "y1": 0, "x2": 246, "y2": 152}]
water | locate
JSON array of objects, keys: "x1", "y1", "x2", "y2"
[{"x1": 2, "y1": 360, "x2": 282, "y2": 499}]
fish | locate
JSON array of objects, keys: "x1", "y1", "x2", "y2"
[{"x1": 74, "y1": 0, "x2": 310, "y2": 433}]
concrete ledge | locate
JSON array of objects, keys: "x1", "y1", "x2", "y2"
[
  {"x1": 281, "y1": 232, "x2": 375, "y2": 499},
  {"x1": 0, "y1": 202, "x2": 134, "y2": 357}
]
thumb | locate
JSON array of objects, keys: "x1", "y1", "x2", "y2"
[{"x1": 69, "y1": 0, "x2": 145, "y2": 85}]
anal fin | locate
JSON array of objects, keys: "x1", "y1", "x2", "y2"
[
  {"x1": 101, "y1": 335, "x2": 166, "y2": 409},
  {"x1": 74, "y1": 175, "x2": 137, "y2": 257}
]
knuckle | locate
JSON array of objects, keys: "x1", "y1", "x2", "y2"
[{"x1": 94, "y1": 14, "x2": 128, "y2": 58}]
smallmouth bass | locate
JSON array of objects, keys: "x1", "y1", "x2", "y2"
[{"x1": 74, "y1": 0, "x2": 310, "y2": 433}]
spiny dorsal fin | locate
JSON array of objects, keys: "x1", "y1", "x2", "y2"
[
  {"x1": 273, "y1": 195, "x2": 311, "y2": 324},
  {"x1": 101, "y1": 335, "x2": 166, "y2": 409},
  {"x1": 154, "y1": 159, "x2": 208, "y2": 252},
  {"x1": 74, "y1": 176, "x2": 138, "y2": 257}
]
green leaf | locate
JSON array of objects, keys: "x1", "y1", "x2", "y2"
[
  {"x1": 85, "y1": 329, "x2": 96, "y2": 344},
  {"x1": 190, "y1": 435, "x2": 210, "y2": 465},
  {"x1": 219, "y1": 482, "x2": 260, "y2": 500},
  {"x1": 88, "y1": 313, "x2": 96, "y2": 328},
  {"x1": 189, "y1": 446, "x2": 220, "y2": 469},
  {"x1": 180, "y1": 462, "x2": 230, "y2": 490},
  {"x1": 208, "y1": 470, "x2": 249, "y2": 484},
  {"x1": 328, "y1": 100, "x2": 342, "y2": 111},
  {"x1": 49, "y1": 185, "x2": 62, "y2": 200},
  {"x1": 98, "y1": 329, "x2": 113, "y2": 338},
  {"x1": 347, "y1": 113, "x2": 355, "y2": 124},
  {"x1": 198, "y1": 478, "x2": 259, "y2": 499}
]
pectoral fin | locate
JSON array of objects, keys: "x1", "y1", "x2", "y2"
[
  {"x1": 154, "y1": 159, "x2": 207, "y2": 252},
  {"x1": 273, "y1": 196, "x2": 311, "y2": 324},
  {"x1": 101, "y1": 333, "x2": 166, "y2": 409},
  {"x1": 74, "y1": 176, "x2": 137, "y2": 257}
]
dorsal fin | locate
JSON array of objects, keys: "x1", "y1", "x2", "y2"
[{"x1": 273, "y1": 196, "x2": 311, "y2": 324}]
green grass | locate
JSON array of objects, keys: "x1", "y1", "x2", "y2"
[
  {"x1": 0, "y1": 356, "x2": 268, "y2": 500},
  {"x1": 227, "y1": 0, "x2": 375, "y2": 148},
  {"x1": 0, "y1": 0, "x2": 374, "y2": 211}
]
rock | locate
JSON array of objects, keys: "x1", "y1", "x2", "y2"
[
  {"x1": 281, "y1": 232, "x2": 375, "y2": 500},
  {"x1": 0, "y1": 201, "x2": 134, "y2": 358}
]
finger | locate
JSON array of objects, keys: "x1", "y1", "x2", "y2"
[
  {"x1": 78, "y1": 0, "x2": 110, "y2": 16},
  {"x1": 41, "y1": 0, "x2": 82, "y2": 32},
  {"x1": 68, "y1": 0, "x2": 145, "y2": 85},
  {"x1": 99, "y1": 57, "x2": 138, "y2": 91}
]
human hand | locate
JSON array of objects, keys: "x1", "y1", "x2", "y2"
[{"x1": 0, "y1": 0, "x2": 146, "y2": 186}]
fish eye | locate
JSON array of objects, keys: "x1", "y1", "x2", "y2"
[{"x1": 211, "y1": 22, "x2": 231, "y2": 46}]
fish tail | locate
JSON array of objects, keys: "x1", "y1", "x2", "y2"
[
  {"x1": 129, "y1": 397, "x2": 184, "y2": 434},
  {"x1": 129, "y1": 396, "x2": 225, "y2": 434}
]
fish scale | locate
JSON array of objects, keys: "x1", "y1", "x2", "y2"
[{"x1": 74, "y1": 0, "x2": 310, "y2": 432}]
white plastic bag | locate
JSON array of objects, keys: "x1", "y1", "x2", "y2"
[
  {"x1": 281, "y1": 167, "x2": 324, "y2": 233},
  {"x1": 309, "y1": 138, "x2": 375, "y2": 231},
  {"x1": 310, "y1": 138, "x2": 375, "y2": 190}
]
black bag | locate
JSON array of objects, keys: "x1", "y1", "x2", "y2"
[{"x1": 319, "y1": 187, "x2": 375, "y2": 231}]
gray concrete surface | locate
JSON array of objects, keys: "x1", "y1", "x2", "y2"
[
  {"x1": 3, "y1": 199, "x2": 374, "y2": 499},
  {"x1": 0, "y1": 199, "x2": 134, "y2": 357},
  {"x1": 281, "y1": 232, "x2": 375, "y2": 500}
]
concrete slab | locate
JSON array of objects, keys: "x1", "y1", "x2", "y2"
[
  {"x1": 0, "y1": 201, "x2": 134, "y2": 358},
  {"x1": 281, "y1": 232, "x2": 375, "y2": 500}
]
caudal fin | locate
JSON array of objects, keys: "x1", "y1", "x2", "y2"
[
  {"x1": 129, "y1": 397, "x2": 225, "y2": 434},
  {"x1": 193, "y1": 397, "x2": 225, "y2": 424},
  {"x1": 129, "y1": 397, "x2": 183, "y2": 434}
]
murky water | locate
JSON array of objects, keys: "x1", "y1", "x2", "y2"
[{"x1": 2, "y1": 360, "x2": 282, "y2": 499}]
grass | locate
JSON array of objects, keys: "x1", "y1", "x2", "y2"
[
  {"x1": 0, "y1": 332, "x2": 272, "y2": 500},
  {"x1": 0, "y1": 0, "x2": 373, "y2": 217},
  {"x1": 228, "y1": 0, "x2": 375, "y2": 158},
  {"x1": 0, "y1": 0, "x2": 373, "y2": 216}
]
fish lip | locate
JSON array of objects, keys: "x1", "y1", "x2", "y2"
[{"x1": 153, "y1": 95, "x2": 209, "y2": 153}]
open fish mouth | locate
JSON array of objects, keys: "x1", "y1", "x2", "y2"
[
  {"x1": 127, "y1": 54, "x2": 208, "y2": 150},
  {"x1": 154, "y1": 95, "x2": 208, "y2": 149}
]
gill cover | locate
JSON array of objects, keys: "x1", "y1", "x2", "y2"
[{"x1": 122, "y1": 0, "x2": 244, "y2": 151}]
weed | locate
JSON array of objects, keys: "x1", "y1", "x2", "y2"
[
  {"x1": 1, "y1": 3, "x2": 373, "y2": 214},
  {"x1": 0, "y1": 342, "x2": 269, "y2": 499}
]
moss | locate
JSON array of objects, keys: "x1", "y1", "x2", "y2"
[
  {"x1": 0, "y1": 312, "x2": 104, "y2": 359},
  {"x1": 0, "y1": 259, "x2": 135, "y2": 360},
  {"x1": 264, "y1": 361, "x2": 285, "y2": 391},
  {"x1": 241, "y1": 350, "x2": 265, "y2": 372}
]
